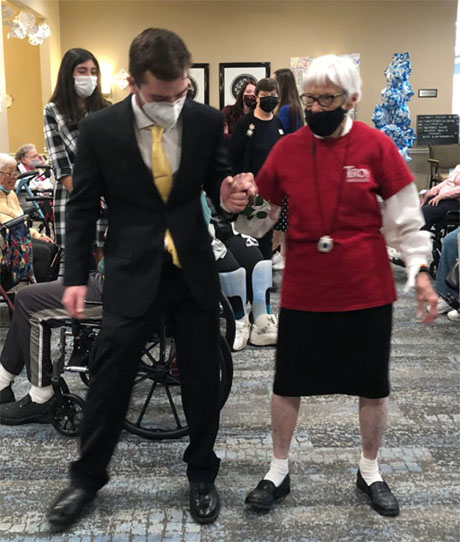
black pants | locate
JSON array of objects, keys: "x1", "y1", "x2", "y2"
[
  {"x1": 32, "y1": 239, "x2": 56, "y2": 283},
  {"x1": 70, "y1": 261, "x2": 221, "y2": 492},
  {"x1": 421, "y1": 198, "x2": 460, "y2": 231}
]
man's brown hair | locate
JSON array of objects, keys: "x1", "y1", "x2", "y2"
[{"x1": 129, "y1": 28, "x2": 192, "y2": 84}]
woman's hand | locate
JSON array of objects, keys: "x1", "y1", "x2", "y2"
[
  {"x1": 40, "y1": 234, "x2": 54, "y2": 243},
  {"x1": 427, "y1": 193, "x2": 444, "y2": 206},
  {"x1": 415, "y1": 272, "x2": 438, "y2": 324}
]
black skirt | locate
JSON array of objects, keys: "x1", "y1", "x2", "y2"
[{"x1": 274, "y1": 304, "x2": 393, "y2": 398}]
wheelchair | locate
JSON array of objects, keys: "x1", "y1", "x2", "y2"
[
  {"x1": 15, "y1": 168, "x2": 55, "y2": 238},
  {"x1": 49, "y1": 293, "x2": 235, "y2": 440},
  {"x1": 429, "y1": 209, "x2": 460, "y2": 279},
  {"x1": 0, "y1": 214, "x2": 36, "y2": 312}
]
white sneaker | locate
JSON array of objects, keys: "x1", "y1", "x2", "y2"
[
  {"x1": 437, "y1": 298, "x2": 452, "y2": 315},
  {"x1": 249, "y1": 314, "x2": 278, "y2": 346},
  {"x1": 233, "y1": 315, "x2": 250, "y2": 351},
  {"x1": 272, "y1": 252, "x2": 285, "y2": 271},
  {"x1": 447, "y1": 309, "x2": 460, "y2": 322}
]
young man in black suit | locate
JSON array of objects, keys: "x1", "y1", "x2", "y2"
[{"x1": 47, "y1": 28, "x2": 256, "y2": 529}]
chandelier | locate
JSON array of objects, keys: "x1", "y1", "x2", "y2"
[{"x1": 2, "y1": 4, "x2": 51, "y2": 46}]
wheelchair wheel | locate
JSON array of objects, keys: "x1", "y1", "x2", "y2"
[
  {"x1": 51, "y1": 393, "x2": 85, "y2": 437},
  {"x1": 219, "y1": 293, "x2": 235, "y2": 351},
  {"x1": 123, "y1": 334, "x2": 233, "y2": 440}
]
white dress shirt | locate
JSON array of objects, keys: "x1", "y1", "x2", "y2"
[{"x1": 131, "y1": 94, "x2": 182, "y2": 174}]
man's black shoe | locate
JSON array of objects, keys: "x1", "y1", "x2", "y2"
[
  {"x1": 47, "y1": 485, "x2": 97, "y2": 529},
  {"x1": 189, "y1": 482, "x2": 220, "y2": 524},
  {"x1": 0, "y1": 394, "x2": 54, "y2": 425},
  {"x1": 245, "y1": 474, "x2": 290, "y2": 510},
  {"x1": 0, "y1": 385, "x2": 15, "y2": 405},
  {"x1": 357, "y1": 470, "x2": 400, "y2": 517}
]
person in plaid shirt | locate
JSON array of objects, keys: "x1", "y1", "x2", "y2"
[{"x1": 44, "y1": 48, "x2": 109, "y2": 263}]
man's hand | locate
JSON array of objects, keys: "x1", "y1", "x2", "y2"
[
  {"x1": 62, "y1": 285, "x2": 88, "y2": 319},
  {"x1": 415, "y1": 273, "x2": 438, "y2": 324},
  {"x1": 40, "y1": 234, "x2": 54, "y2": 243},
  {"x1": 220, "y1": 173, "x2": 258, "y2": 213}
]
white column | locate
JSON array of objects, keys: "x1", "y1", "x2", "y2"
[{"x1": 0, "y1": 8, "x2": 9, "y2": 152}]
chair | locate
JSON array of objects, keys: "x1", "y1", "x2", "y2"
[{"x1": 428, "y1": 144, "x2": 460, "y2": 188}]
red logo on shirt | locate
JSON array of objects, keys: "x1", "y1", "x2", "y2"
[{"x1": 344, "y1": 166, "x2": 370, "y2": 182}]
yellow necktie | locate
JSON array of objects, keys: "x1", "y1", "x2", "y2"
[{"x1": 150, "y1": 125, "x2": 180, "y2": 267}]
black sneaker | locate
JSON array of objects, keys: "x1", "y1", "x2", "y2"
[
  {"x1": 0, "y1": 385, "x2": 15, "y2": 405},
  {"x1": 0, "y1": 394, "x2": 54, "y2": 425}
]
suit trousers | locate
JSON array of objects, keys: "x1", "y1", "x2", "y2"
[{"x1": 70, "y1": 260, "x2": 222, "y2": 492}]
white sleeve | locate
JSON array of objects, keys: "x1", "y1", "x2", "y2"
[{"x1": 381, "y1": 183, "x2": 431, "y2": 292}]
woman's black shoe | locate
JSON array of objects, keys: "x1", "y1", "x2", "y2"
[
  {"x1": 357, "y1": 470, "x2": 400, "y2": 517},
  {"x1": 245, "y1": 474, "x2": 290, "y2": 510}
]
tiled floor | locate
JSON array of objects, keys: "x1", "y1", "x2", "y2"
[{"x1": 0, "y1": 265, "x2": 459, "y2": 541}]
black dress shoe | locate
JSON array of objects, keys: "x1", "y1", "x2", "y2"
[
  {"x1": 189, "y1": 482, "x2": 220, "y2": 524},
  {"x1": 47, "y1": 485, "x2": 97, "y2": 529},
  {"x1": 357, "y1": 470, "x2": 400, "y2": 517},
  {"x1": 245, "y1": 474, "x2": 290, "y2": 510},
  {"x1": 0, "y1": 394, "x2": 54, "y2": 425},
  {"x1": 0, "y1": 385, "x2": 15, "y2": 405}
]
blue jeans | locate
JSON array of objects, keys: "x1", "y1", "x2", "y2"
[{"x1": 435, "y1": 226, "x2": 460, "y2": 301}]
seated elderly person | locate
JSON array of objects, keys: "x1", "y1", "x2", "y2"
[
  {"x1": 434, "y1": 225, "x2": 460, "y2": 321},
  {"x1": 14, "y1": 143, "x2": 55, "y2": 192},
  {"x1": 420, "y1": 164, "x2": 460, "y2": 231},
  {"x1": 0, "y1": 153, "x2": 55, "y2": 283},
  {"x1": 0, "y1": 273, "x2": 103, "y2": 424}
]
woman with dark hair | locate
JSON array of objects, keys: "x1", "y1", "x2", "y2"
[
  {"x1": 44, "y1": 48, "x2": 109, "y2": 254},
  {"x1": 222, "y1": 79, "x2": 257, "y2": 139},
  {"x1": 274, "y1": 68, "x2": 304, "y2": 134},
  {"x1": 271, "y1": 69, "x2": 304, "y2": 269}
]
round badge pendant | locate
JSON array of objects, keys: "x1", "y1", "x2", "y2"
[{"x1": 317, "y1": 235, "x2": 334, "y2": 253}]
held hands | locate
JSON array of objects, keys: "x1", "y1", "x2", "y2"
[
  {"x1": 415, "y1": 273, "x2": 438, "y2": 324},
  {"x1": 62, "y1": 285, "x2": 88, "y2": 319},
  {"x1": 220, "y1": 173, "x2": 258, "y2": 213}
]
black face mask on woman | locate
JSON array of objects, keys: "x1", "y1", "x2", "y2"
[
  {"x1": 259, "y1": 96, "x2": 279, "y2": 113},
  {"x1": 305, "y1": 106, "x2": 346, "y2": 137},
  {"x1": 243, "y1": 95, "x2": 257, "y2": 108}
]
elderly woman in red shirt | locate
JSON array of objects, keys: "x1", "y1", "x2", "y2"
[{"x1": 244, "y1": 55, "x2": 437, "y2": 517}]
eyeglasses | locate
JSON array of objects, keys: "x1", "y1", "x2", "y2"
[
  {"x1": 0, "y1": 170, "x2": 18, "y2": 179},
  {"x1": 300, "y1": 93, "x2": 345, "y2": 108}
]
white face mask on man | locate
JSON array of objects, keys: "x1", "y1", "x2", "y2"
[
  {"x1": 74, "y1": 75, "x2": 98, "y2": 98},
  {"x1": 137, "y1": 87, "x2": 186, "y2": 131}
]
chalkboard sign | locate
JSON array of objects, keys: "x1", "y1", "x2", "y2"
[{"x1": 416, "y1": 114, "x2": 459, "y2": 145}]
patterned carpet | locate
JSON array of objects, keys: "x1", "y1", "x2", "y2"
[{"x1": 0, "y1": 265, "x2": 459, "y2": 541}]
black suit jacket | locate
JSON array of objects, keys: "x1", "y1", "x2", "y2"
[{"x1": 64, "y1": 96, "x2": 232, "y2": 317}]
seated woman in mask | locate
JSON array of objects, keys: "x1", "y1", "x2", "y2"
[{"x1": 228, "y1": 78, "x2": 285, "y2": 259}]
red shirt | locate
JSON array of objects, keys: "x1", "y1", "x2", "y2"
[{"x1": 257, "y1": 121, "x2": 414, "y2": 312}]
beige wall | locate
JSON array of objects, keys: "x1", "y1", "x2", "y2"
[
  {"x1": 0, "y1": 0, "x2": 60, "y2": 153},
  {"x1": 59, "y1": 0, "x2": 457, "y2": 131},
  {"x1": 3, "y1": 24, "x2": 43, "y2": 153}
]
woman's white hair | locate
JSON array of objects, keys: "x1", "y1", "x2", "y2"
[
  {"x1": 0, "y1": 153, "x2": 17, "y2": 170},
  {"x1": 303, "y1": 54, "x2": 362, "y2": 101}
]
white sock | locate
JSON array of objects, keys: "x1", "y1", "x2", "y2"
[
  {"x1": 0, "y1": 365, "x2": 15, "y2": 390},
  {"x1": 264, "y1": 456, "x2": 289, "y2": 487},
  {"x1": 359, "y1": 452, "x2": 383, "y2": 485},
  {"x1": 29, "y1": 385, "x2": 54, "y2": 404}
]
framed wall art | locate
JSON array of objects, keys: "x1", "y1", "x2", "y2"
[
  {"x1": 188, "y1": 63, "x2": 209, "y2": 105},
  {"x1": 219, "y1": 62, "x2": 271, "y2": 109}
]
